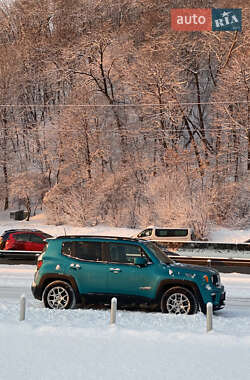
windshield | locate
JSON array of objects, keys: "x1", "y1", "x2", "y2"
[{"x1": 144, "y1": 242, "x2": 175, "y2": 264}]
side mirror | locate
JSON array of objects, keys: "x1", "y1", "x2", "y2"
[{"x1": 134, "y1": 257, "x2": 147, "y2": 266}]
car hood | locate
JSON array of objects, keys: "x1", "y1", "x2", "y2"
[{"x1": 167, "y1": 261, "x2": 219, "y2": 276}]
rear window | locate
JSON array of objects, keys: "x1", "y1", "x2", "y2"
[
  {"x1": 1, "y1": 231, "x2": 16, "y2": 240},
  {"x1": 155, "y1": 229, "x2": 189, "y2": 237},
  {"x1": 29, "y1": 234, "x2": 46, "y2": 243}
]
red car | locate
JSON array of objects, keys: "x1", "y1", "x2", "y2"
[{"x1": 0, "y1": 229, "x2": 52, "y2": 251}]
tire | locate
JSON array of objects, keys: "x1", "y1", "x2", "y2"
[
  {"x1": 43, "y1": 281, "x2": 76, "y2": 310},
  {"x1": 160, "y1": 286, "x2": 198, "y2": 315}
]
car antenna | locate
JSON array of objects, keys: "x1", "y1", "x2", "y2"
[{"x1": 63, "y1": 227, "x2": 67, "y2": 236}]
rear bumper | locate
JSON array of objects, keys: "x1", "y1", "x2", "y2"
[{"x1": 31, "y1": 281, "x2": 43, "y2": 300}]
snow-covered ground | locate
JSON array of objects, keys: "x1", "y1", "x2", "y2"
[
  {"x1": 0, "y1": 211, "x2": 140, "y2": 239},
  {"x1": 1, "y1": 210, "x2": 250, "y2": 242},
  {"x1": 1, "y1": 215, "x2": 250, "y2": 379},
  {"x1": 209, "y1": 226, "x2": 250, "y2": 244},
  {"x1": 0, "y1": 265, "x2": 250, "y2": 380}
]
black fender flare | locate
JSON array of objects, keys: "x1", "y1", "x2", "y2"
[{"x1": 37, "y1": 274, "x2": 81, "y2": 303}]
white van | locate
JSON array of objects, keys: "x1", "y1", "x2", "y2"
[{"x1": 134, "y1": 226, "x2": 195, "y2": 242}]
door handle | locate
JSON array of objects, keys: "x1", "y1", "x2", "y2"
[
  {"x1": 70, "y1": 263, "x2": 81, "y2": 270},
  {"x1": 109, "y1": 268, "x2": 121, "y2": 273}
]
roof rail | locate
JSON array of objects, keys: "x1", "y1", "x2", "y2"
[{"x1": 55, "y1": 235, "x2": 138, "y2": 241}]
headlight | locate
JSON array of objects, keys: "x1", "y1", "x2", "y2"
[{"x1": 212, "y1": 273, "x2": 221, "y2": 287}]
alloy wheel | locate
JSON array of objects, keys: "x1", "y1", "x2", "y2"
[
  {"x1": 47, "y1": 286, "x2": 70, "y2": 309},
  {"x1": 166, "y1": 292, "x2": 191, "y2": 314}
]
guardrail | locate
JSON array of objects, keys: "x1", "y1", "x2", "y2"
[
  {"x1": 168, "y1": 255, "x2": 250, "y2": 274},
  {"x1": 154, "y1": 240, "x2": 250, "y2": 274},
  {"x1": 154, "y1": 240, "x2": 250, "y2": 256},
  {"x1": 0, "y1": 249, "x2": 40, "y2": 265}
]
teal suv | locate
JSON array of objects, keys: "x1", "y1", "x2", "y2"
[{"x1": 32, "y1": 236, "x2": 226, "y2": 314}]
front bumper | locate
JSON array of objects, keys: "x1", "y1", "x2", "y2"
[{"x1": 213, "y1": 291, "x2": 226, "y2": 310}]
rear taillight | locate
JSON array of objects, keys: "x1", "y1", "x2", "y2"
[
  {"x1": 37, "y1": 260, "x2": 43, "y2": 270},
  {"x1": 5, "y1": 240, "x2": 10, "y2": 249}
]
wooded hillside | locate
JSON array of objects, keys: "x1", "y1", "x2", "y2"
[{"x1": 0, "y1": 0, "x2": 249, "y2": 238}]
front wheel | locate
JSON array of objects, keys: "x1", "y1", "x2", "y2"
[
  {"x1": 161, "y1": 287, "x2": 198, "y2": 315},
  {"x1": 43, "y1": 281, "x2": 76, "y2": 310}
]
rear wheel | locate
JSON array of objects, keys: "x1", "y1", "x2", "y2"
[
  {"x1": 43, "y1": 281, "x2": 76, "y2": 310},
  {"x1": 161, "y1": 287, "x2": 198, "y2": 315}
]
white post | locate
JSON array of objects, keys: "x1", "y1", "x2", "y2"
[
  {"x1": 20, "y1": 294, "x2": 26, "y2": 321},
  {"x1": 110, "y1": 297, "x2": 117, "y2": 324},
  {"x1": 206, "y1": 302, "x2": 213, "y2": 332}
]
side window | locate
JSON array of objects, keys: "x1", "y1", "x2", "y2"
[
  {"x1": 61, "y1": 241, "x2": 102, "y2": 262},
  {"x1": 14, "y1": 233, "x2": 30, "y2": 241},
  {"x1": 29, "y1": 234, "x2": 44, "y2": 243},
  {"x1": 138, "y1": 229, "x2": 152, "y2": 238},
  {"x1": 155, "y1": 229, "x2": 189, "y2": 237},
  {"x1": 108, "y1": 243, "x2": 149, "y2": 264}
]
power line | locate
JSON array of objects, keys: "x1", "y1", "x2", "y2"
[{"x1": 0, "y1": 101, "x2": 249, "y2": 107}]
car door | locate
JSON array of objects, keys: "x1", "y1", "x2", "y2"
[
  {"x1": 61, "y1": 240, "x2": 110, "y2": 295},
  {"x1": 105, "y1": 242, "x2": 155, "y2": 299},
  {"x1": 11, "y1": 232, "x2": 30, "y2": 250},
  {"x1": 28, "y1": 233, "x2": 46, "y2": 251}
]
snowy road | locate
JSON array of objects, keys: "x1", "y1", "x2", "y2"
[
  {"x1": 226, "y1": 297, "x2": 250, "y2": 309},
  {"x1": 0, "y1": 286, "x2": 32, "y2": 300},
  {"x1": 0, "y1": 264, "x2": 250, "y2": 311},
  {"x1": 1, "y1": 286, "x2": 250, "y2": 309}
]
